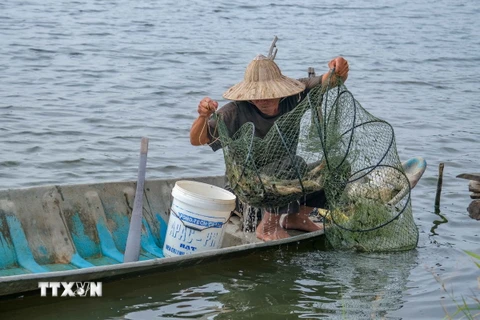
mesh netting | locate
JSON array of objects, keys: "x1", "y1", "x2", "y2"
[{"x1": 215, "y1": 76, "x2": 418, "y2": 252}]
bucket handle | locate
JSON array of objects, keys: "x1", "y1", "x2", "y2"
[{"x1": 169, "y1": 208, "x2": 233, "y2": 232}]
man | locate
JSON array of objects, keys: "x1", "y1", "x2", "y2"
[{"x1": 190, "y1": 53, "x2": 349, "y2": 241}]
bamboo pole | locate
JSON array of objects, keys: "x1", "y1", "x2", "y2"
[{"x1": 434, "y1": 163, "x2": 444, "y2": 210}]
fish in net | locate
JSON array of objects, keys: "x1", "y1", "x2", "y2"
[{"x1": 214, "y1": 75, "x2": 418, "y2": 252}]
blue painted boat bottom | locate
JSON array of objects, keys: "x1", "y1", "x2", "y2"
[
  {"x1": 0, "y1": 193, "x2": 168, "y2": 276},
  {"x1": 4, "y1": 215, "x2": 48, "y2": 274}
]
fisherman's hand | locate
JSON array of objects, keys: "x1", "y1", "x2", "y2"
[
  {"x1": 198, "y1": 97, "x2": 218, "y2": 118},
  {"x1": 322, "y1": 57, "x2": 349, "y2": 85},
  {"x1": 328, "y1": 56, "x2": 349, "y2": 82}
]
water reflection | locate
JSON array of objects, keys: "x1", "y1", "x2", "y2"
[
  {"x1": 0, "y1": 248, "x2": 418, "y2": 320},
  {"x1": 430, "y1": 208, "x2": 449, "y2": 236},
  {"x1": 121, "y1": 249, "x2": 418, "y2": 319},
  {"x1": 285, "y1": 250, "x2": 418, "y2": 319},
  {"x1": 121, "y1": 283, "x2": 228, "y2": 319}
]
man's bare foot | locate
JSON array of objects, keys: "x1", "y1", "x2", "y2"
[
  {"x1": 281, "y1": 211, "x2": 323, "y2": 232},
  {"x1": 256, "y1": 211, "x2": 290, "y2": 241}
]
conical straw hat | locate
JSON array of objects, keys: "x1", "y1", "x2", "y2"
[{"x1": 223, "y1": 55, "x2": 305, "y2": 101}]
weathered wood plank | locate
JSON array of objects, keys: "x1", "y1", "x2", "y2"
[{"x1": 456, "y1": 173, "x2": 480, "y2": 182}]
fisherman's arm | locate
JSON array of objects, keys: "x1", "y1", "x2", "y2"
[{"x1": 299, "y1": 57, "x2": 349, "y2": 90}]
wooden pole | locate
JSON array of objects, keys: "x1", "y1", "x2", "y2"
[
  {"x1": 124, "y1": 137, "x2": 149, "y2": 263},
  {"x1": 267, "y1": 36, "x2": 278, "y2": 60},
  {"x1": 434, "y1": 163, "x2": 444, "y2": 210}
]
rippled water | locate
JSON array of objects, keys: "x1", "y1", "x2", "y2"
[{"x1": 0, "y1": 0, "x2": 479, "y2": 319}]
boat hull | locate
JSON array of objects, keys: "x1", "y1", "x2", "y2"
[
  {"x1": 0, "y1": 230, "x2": 324, "y2": 298},
  {"x1": 0, "y1": 175, "x2": 324, "y2": 298}
]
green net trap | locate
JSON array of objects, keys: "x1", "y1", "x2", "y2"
[{"x1": 215, "y1": 77, "x2": 419, "y2": 252}]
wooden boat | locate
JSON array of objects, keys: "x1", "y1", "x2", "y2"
[
  {"x1": 0, "y1": 157, "x2": 426, "y2": 298},
  {"x1": 0, "y1": 175, "x2": 325, "y2": 299}
]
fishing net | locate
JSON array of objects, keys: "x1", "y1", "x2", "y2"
[{"x1": 214, "y1": 74, "x2": 418, "y2": 252}]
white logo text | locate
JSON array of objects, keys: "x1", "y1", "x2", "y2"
[{"x1": 38, "y1": 282, "x2": 102, "y2": 297}]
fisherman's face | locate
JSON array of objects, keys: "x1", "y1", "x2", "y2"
[{"x1": 250, "y1": 98, "x2": 281, "y2": 111}]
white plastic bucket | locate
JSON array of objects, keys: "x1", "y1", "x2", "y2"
[{"x1": 163, "y1": 180, "x2": 236, "y2": 257}]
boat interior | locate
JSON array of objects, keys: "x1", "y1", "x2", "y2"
[{"x1": 0, "y1": 176, "x2": 262, "y2": 277}]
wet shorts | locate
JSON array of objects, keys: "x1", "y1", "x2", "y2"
[{"x1": 266, "y1": 189, "x2": 327, "y2": 214}]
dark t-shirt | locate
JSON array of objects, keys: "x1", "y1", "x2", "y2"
[{"x1": 207, "y1": 76, "x2": 321, "y2": 151}]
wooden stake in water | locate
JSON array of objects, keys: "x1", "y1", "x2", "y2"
[
  {"x1": 124, "y1": 137, "x2": 149, "y2": 263},
  {"x1": 434, "y1": 163, "x2": 444, "y2": 210}
]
